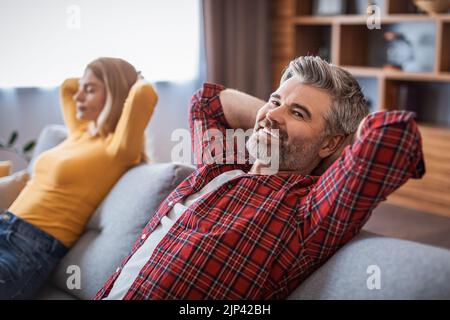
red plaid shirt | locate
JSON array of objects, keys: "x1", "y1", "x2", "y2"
[{"x1": 95, "y1": 83, "x2": 425, "y2": 300}]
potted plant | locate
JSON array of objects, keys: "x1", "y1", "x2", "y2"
[{"x1": 0, "y1": 131, "x2": 36, "y2": 173}]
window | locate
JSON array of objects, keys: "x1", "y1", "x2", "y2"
[{"x1": 0, "y1": 0, "x2": 200, "y2": 87}]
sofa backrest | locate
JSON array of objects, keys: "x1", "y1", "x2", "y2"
[
  {"x1": 50, "y1": 162, "x2": 195, "y2": 299},
  {"x1": 30, "y1": 125, "x2": 196, "y2": 299},
  {"x1": 287, "y1": 231, "x2": 450, "y2": 299}
]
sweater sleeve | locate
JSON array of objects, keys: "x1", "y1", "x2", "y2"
[{"x1": 107, "y1": 80, "x2": 158, "y2": 163}]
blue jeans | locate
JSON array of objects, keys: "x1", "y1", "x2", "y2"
[{"x1": 0, "y1": 210, "x2": 68, "y2": 299}]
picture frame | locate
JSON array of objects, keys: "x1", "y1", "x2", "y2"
[{"x1": 313, "y1": 0, "x2": 346, "y2": 16}]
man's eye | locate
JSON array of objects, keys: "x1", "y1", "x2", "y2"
[
  {"x1": 292, "y1": 110, "x2": 304, "y2": 118},
  {"x1": 270, "y1": 100, "x2": 280, "y2": 106}
]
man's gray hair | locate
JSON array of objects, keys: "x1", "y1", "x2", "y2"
[{"x1": 280, "y1": 56, "x2": 369, "y2": 136}]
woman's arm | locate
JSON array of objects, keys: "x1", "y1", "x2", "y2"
[
  {"x1": 60, "y1": 78, "x2": 89, "y2": 134},
  {"x1": 107, "y1": 80, "x2": 158, "y2": 162}
]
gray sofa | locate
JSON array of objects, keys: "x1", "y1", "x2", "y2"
[{"x1": 26, "y1": 125, "x2": 449, "y2": 300}]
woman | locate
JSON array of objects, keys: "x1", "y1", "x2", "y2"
[{"x1": 0, "y1": 57, "x2": 158, "y2": 299}]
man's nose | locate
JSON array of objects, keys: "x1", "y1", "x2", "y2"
[{"x1": 266, "y1": 104, "x2": 285, "y2": 125}]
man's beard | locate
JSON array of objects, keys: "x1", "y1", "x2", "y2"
[
  {"x1": 246, "y1": 129, "x2": 278, "y2": 166},
  {"x1": 246, "y1": 125, "x2": 323, "y2": 173}
]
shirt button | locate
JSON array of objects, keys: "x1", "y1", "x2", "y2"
[
  {"x1": 168, "y1": 201, "x2": 174, "y2": 207},
  {"x1": 227, "y1": 184, "x2": 233, "y2": 189},
  {"x1": 116, "y1": 267, "x2": 121, "y2": 273},
  {"x1": 141, "y1": 233, "x2": 147, "y2": 240}
]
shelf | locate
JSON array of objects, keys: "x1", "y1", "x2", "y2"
[
  {"x1": 294, "y1": 25, "x2": 331, "y2": 61},
  {"x1": 272, "y1": 0, "x2": 450, "y2": 217},
  {"x1": 338, "y1": 22, "x2": 437, "y2": 71},
  {"x1": 292, "y1": 14, "x2": 450, "y2": 25},
  {"x1": 388, "y1": 0, "x2": 421, "y2": 15},
  {"x1": 388, "y1": 123, "x2": 450, "y2": 217},
  {"x1": 343, "y1": 67, "x2": 450, "y2": 82},
  {"x1": 343, "y1": 66, "x2": 382, "y2": 77},
  {"x1": 383, "y1": 80, "x2": 450, "y2": 126},
  {"x1": 440, "y1": 22, "x2": 450, "y2": 72},
  {"x1": 384, "y1": 71, "x2": 450, "y2": 82}
]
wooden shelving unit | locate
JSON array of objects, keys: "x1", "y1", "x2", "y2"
[
  {"x1": 271, "y1": 0, "x2": 450, "y2": 217},
  {"x1": 292, "y1": 14, "x2": 450, "y2": 24}
]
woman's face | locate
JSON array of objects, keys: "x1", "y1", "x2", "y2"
[{"x1": 73, "y1": 68, "x2": 107, "y2": 121}]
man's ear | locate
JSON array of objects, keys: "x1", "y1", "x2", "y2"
[
  {"x1": 312, "y1": 134, "x2": 354, "y2": 175},
  {"x1": 318, "y1": 135, "x2": 346, "y2": 159}
]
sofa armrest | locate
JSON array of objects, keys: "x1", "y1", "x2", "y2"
[
  {"x1": 288, "y1": 231, "x2": 450, "y2": 299},
  {"x1": 0, "y1": 170, "x2": 29, "y2": 210}
]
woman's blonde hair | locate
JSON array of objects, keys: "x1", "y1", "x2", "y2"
[{"x1": 86, "y1": 57, "x2": 149, "y2": 162}]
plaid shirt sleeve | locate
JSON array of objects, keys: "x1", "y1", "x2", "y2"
[
  {"x1": 300, "y1": 110, "x2": 425, "y2": 263},
  {"x1": 189, "y1": 83, "x2": 249, "y2": 167}
]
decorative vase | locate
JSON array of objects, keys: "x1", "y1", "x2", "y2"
[
  {"x1": 383, "y1": 31, "x2": 414, "y2": 71},
  {"x1": 413, "y1": 0, "x2": 450, "y2": 15}
]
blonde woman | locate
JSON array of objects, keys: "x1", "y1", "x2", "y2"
[{"x1": 0, "y1": 57, "x2": 158, "y2": 299}]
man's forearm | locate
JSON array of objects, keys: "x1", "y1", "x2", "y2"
[{"x1": 219, "y1": 89, "x2": 266, "y2": 130}]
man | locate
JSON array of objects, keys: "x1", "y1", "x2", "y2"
[{"x1": 95, "y1": 56, "x2": 425, "y2": 299}]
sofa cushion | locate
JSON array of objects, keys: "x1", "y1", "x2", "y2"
[
  {"x1": 36, "y1": 284, "x2": 77, "y2": 300},
  {"x1": 43, "y1": 162, "x2": 195, "y2": 300},
  {"x1": 287, "y1": 231, "x2": 450, "y2": 299}
]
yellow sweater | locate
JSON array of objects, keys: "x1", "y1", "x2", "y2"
[{"x1": 9, "y1": 78, "x2": 158, "y2": 247}]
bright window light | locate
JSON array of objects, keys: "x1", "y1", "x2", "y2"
[{"x1": 0, "y1": 0, "x2": 200, "y2": 87}]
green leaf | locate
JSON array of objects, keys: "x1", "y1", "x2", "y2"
[
  {"x1": 22, "y1": 140, "x2": 36, "y2": 153},
  {"x1": 7, "y1": 131, "x2": 18, "y2": 147}
]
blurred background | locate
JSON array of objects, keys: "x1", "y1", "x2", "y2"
[
  {"x1": 0, "y1": 0, "x2": 272, "y2": 165},
  {"x1": 1, "y1": 0, "x2": 449, "y2": 245}
]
